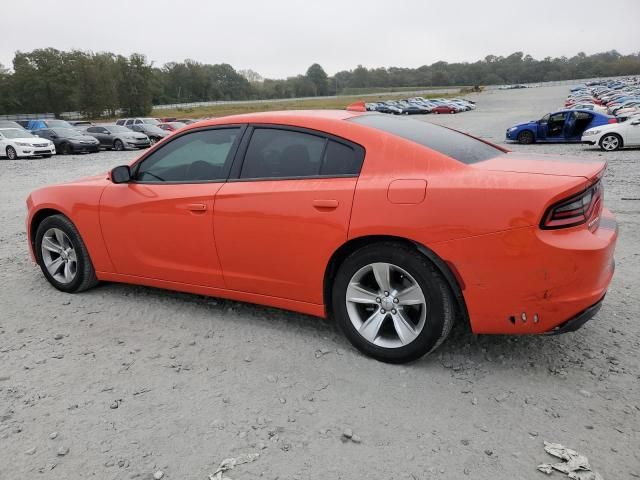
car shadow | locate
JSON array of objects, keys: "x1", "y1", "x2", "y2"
[{"x1": 86, "y1": 281, "x2": 585, "y2": 374}]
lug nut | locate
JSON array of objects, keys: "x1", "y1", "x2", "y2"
[
  {"x1": 384, "y1": 291, "x2": 389, "y2": 296},
  {"x1": 376, "y1": 297, "x2": 381, "y2": 303},
  {"x1": 380, "y1": 309, "x2": 386, "y2": 314},
  {"x1": 391, "y1": 309, "x2": 397, "y2": 314},
  {"x1": 393, "y1": 298, "x2": 399, "y2": 304}
]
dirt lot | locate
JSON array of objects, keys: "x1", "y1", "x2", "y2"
[{"x1": 0, "y1": 85, "x2": 638, "y2": 480}]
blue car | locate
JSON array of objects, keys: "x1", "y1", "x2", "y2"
[{"x1": 506, "y1": 109, "x2": 616, "y2": 144}]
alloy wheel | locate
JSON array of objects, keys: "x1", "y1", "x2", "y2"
[
  {"x1": 41, "y1": 228, "x2": 77, "y2": 284},
  {"x1": 345, "y1": 262, "x2": 427, "y2": 348},
  {"x1": 601, "y1": 135, "x2": 620, "y2": 151},
  {"x1": 6, "y1": 146, "x2": 17, "y2": 160}
]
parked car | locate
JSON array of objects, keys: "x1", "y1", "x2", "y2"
[
  {"x1": 126, "y1": 124, "x2": 169, "y2": 144},
  {"x1": 33, "y1": 128, "x2": 100, "y2": 154},
  {"x1": 432, "y1": 104, "x2": 458, "y2": 114},
  {"x1": 83, "y1": 125, "x2": 151, "y2": 150},
  {"x1": 157, "y1": 121, "x2": 187, "y2": 132},
  {"x1": 25, "y1": 111, "x2": 617, "y2": 363},
  {"x1": 506, "y1": 110, "x2": 616, "y2": 144},
  {"x1": 582, "y1": 115, "x2": 640, "y2": 151},
  {"x1": 176, "y1": 118, "x2": 197, "y2": 125},
  {"x1": 0, "y1": 128, "x2": 56, "y2": 159},
  {"x1": 25, "y1": 119, "x2": 74, "y2": 131},
  {"x1": 116, "y1": 117, "x2": 160, "y2": 127},
  {"x1": 69, "y1": 121, "x2": 93, "y2": 128}
]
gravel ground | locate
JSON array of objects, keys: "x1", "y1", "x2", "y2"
[{"x1": 0, "y1": 85, "x2": 638, "y2": 480}]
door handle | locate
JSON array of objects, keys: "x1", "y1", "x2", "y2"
[
  {"x1": 186, "y1": 203, "x2": 207, "y2": 212},
  {"x1": 313, "y1": 199, "x2": 339, "y2": 209}
]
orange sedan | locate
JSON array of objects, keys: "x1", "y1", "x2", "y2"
[{"x1": 26, "y1": 111, "x2": 617, "y2": 363}]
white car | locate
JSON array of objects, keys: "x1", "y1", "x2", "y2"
[
  {"x1": 582, "y1": 116, "x2": 640, "y2": 151},
  {"x1": 0, "y1": 128, "x2": 56, "y2": 159}
]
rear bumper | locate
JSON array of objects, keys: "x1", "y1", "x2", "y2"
[
  {"x1": 432, "y1": 208, "x2": 617, "y2": 334},
  {"x1": 544, "y1": 295, "x2": 606, "y2": 335}
]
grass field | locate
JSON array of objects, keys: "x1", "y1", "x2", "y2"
[{"x1": 151, "y1": 91, "x2": 458, "y2": 119}]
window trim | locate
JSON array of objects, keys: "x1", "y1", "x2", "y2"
[
  {"x1": 228, "y1": 123, "x2": 366, "y2": 182},
  {"x1": 129, "y1": 124, "x2": 247, "y2": 185}
]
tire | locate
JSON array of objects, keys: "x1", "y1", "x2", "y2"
[
  {"x1": 517, "y1": 130, "x2": 535, "y2": 144},
  {"x1": 62, "y1": 143, "x2": 72, "y2": 155},
  {"x1": 113, "y1": 139, "x2": 124, "y2": 151},
  {"x1": 35, "y1": 214, "x2": 99, "y2": 293},
  {"x1": 331, "y1": 242, "x2": 455, "y2": 363},
  {"x1": 599, "y1": 133, "x2": 622, "y2": 151},
  {"x1": 149, "y1": 137, "x2": 158, "y2": 145},
  {"x1": 6, "y1": 146, "x2": 17, "y2": 160}
]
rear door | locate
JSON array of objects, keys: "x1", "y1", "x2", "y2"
[{"x1": 214, "y1": 125, "x2": 365, "y2": 304}]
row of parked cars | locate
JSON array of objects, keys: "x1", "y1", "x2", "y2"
[
  {"x1": 506, "y1": 77, "x2": 640, "y2": 151},
  {"x1": 0, "y1": 117, "x2": 197, "y2": 159},
  {"x1": 364, "y1": 97, "x2": 476, "y2": 115}
]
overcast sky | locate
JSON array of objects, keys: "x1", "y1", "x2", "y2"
[{"x1": 3, "y1": 0, "x2": 639, "y2": 78}]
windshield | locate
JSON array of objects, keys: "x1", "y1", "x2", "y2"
[
  {"x1": 349, "y1": 114, "x2": 504, "y2": 164},
  {"x1": 53, "y1": 128, "x2": 84, "y2": 137},
  {"x1": 142, "y1": 118, "x2": 159, "y2": 125},
  {"x1": 142, "y1": 125, "x2": 165, "y2": 134},
  {"x1": 47, "y1": 120, "x2": 73, "y2": 128},
  {"x1": 0, "y1": 128, "x2": 34, "y2": 139}
]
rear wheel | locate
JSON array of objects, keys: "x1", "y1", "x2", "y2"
[
  {"x1": 62, "y1": 143, "x2": 72, "y2": 155},
  {"x1": 332, "y1": 242, "x2": 455, "y2": 363},
  {"x1": 35, "y1": 215, "x2": 99, "y2": 293},
  {"x1": 6, "y1": 146, "x2": 17, "y2": 160},
  {"x1": 599, "y1": 133, "x2": 622, "y2": 151},
  {"x1": 113, "y1": 139, "x2": 124, "y2": 151},
  {"x1": 517, "y1": 130, "x2": 535, "y2": 144}
]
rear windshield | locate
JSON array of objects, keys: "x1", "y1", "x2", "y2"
[{"x1": 349, "y1": 114, "x2": 504, "y2": 164}]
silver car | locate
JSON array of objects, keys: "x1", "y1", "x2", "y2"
[{"x1": 84, "y1": 125, "x2": 150, "y2": 151}]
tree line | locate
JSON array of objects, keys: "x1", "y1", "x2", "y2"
[{"x1": 0, "y1": 48, "x2": 638, "y2": 118}]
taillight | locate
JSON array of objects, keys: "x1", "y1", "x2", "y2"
[
  {"x1": 541, "y1": 181, "x2": 602, "y2": 230},
  {"x1": 607, "y1": 118, "x2": 618, "y2": 124}
]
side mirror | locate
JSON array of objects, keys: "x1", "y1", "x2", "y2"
[{"x1": 110, "y1": 165, "x2": 131, "y2": 184}]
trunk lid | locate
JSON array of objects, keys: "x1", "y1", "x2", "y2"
[{"x1": 474, "y1": 152, "x2": 606, "y2": 180}]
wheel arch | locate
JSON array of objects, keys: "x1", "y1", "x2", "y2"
[
  {"x1": 29, "y1": 208, "x2": 67, "y2": 262},
  {"x1": 323, "y1": 235, "x2": 469, "y2": 325}
]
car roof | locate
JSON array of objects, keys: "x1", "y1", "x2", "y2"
[{"x1": 183, "y1": 110, "x2": 365, "y2": 129}]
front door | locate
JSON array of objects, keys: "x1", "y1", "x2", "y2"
[
  {"x1": 214, "y1": 126, "x2": 365, "y2": 304},
  {"x1": 99, "y1": 126, "x2": 243, "y2": 287}
]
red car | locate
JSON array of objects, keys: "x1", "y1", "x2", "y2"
[
  {"x1": 25, "y1": 111, "x2": 617, "y2": 363},
  {"x1": 157, "y1": 122, "x2": 187, "y2": 132},
  {"x1": 431, "y1": 105, "x2": 458, "y2": 114}
]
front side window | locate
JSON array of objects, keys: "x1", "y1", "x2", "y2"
[{"x1": 134, "y1": 128, "x2": 240, "y2": 183}]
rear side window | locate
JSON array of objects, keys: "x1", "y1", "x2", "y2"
[
  {"x1": 240, "y1": 128, "x2": 364, "y2": 179},
  {"x1": 240, "y1": 128, "x2": 326, "y2": 179},
  {"x1": 349, "y1": 114, "x2": 504, "y2": 164},
  {"x1": 321, "y1": 140, "x2": 364, "y2": 175}
]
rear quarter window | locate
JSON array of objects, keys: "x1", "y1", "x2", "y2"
[{"x1": 349, "y1": 114, "x2": 504, "y2": 164}]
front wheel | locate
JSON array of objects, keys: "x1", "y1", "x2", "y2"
[
  {"x1": 149, "y1": 137, "x2": 158, "y2": 145},
  {"x1": 599, "y1": 134, "x2": 622, "y2": 151},
  {"x1": 517, "y1": 130, "x2": 535, "y2": 144},
  {"x1": 6, "y1": 146, "x2": 17, "y2": 160},
  {"x1": 332, "y1": 242, "x2": 455, "y2": 363},
  {"x1": 35, "y1": 215, "x2": 99, "y2": 293},
  {"x1": 113, "y1": 139, "x2": 124, "y2": 151},
  {"x1": 61, "y1": 143, "x2": 72, "y2": 155}
]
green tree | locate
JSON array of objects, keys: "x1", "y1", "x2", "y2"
[{"x1": 305, "y1": 63, "x2": 329, "y2": 96}]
